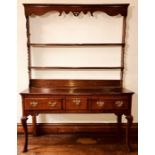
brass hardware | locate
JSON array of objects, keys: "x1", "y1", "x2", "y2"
[
  {"x1": 30, "y1": 101, "x2": 38, "y2": 107},
  {"x1": 96, "y1": 101, "x2": 104, "y2": 107},
  {"x1": 115, "y1": 101, "x2": 123, "y2": 107},
  {"x1": 48, "y1": 101, "x2": 57, "y2": 107},
  {"x1": 73, "y1": 98, "x2": 81, "y2": 106}
]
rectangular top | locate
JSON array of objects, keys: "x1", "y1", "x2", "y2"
[{"x1": 20, "y1": 87, "x2": 134, "y2": 95}]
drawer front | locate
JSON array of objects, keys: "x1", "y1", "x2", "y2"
[
  {"x1": 90, "y1": 99, "x2": 128, "y2": 110},
  {"x1": 65, "y1": 97, "x2": 88, "y2": 110},
  {"x1": 24, "y1": 98, "x2": 63, "y2": 110}
]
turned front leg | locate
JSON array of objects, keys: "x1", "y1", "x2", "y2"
[
  {"x1": 32, "y1": 115, "x2": 37, "y2": 136},
  {"x1": 125, "y1": 115, "x2": 133, "y2": 152},
  {"x1": 116, "y1": 114, "x2": 122, "y2": 143},
  {"x1": 21, "y1": 116, "x2": 28, "y2": 152}
]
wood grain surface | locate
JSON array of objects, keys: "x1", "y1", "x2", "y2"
[{"x1": 17, "y1": 134, "x2": 138, "y2": 155}]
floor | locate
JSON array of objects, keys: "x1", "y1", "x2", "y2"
[{"x1": 17, "y1": 134, "x2": 138, "y2": 155}]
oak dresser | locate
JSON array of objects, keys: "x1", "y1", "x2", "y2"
[{"x1": 20, "y1": 3, "x2": 134, "y2": 152}]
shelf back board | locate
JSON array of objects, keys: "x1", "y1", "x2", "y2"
[{"x1": 30, "y1": 79, "x2": 121, "y2": 89}]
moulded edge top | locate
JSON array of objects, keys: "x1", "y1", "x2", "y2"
[
  {"x1": 20, "y1": 87, "x2": 134, "y2": 95},
  {"x1": 23, "y1": 3, "x2": 129, "y2": 6}
]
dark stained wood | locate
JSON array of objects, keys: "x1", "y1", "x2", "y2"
[
  {"x1": 24, "y1": 4, "x2": 129, "y2": 88},
  {"x1": 23, "y1": 4, "x2": 129, "y2": 17},
  {"x1": 32, "y1": 115, "x2": 37, "y2": 136},
  {"x1": 23, "y1": 3, "x2": 130, "y2": 88},
  {"x1": 65, "y1": 96, "x2": 88, "y2": 111},
  {"x1": 20, "y1": 87, "x2": 133, "y2": 95},
  {"x1": 20, "y1": 3, "x2": 134, "y2": 153},
  {"x1": 24, "y1": 98, "x2": 64, "y2": 111},
  {"x1": 126, "y1": 115, "x2": 133, "y2": 152},
  {"x1": 120, "y1": 16, "x2": 127, "y2": 87},
  {"x1": 30, "y1": 43, "x2": 125, "y2": 47},
  {"x1": 26, "y1": 15, "x2": 31, "y2": 81},
  {"x1": 29, "y1": 79, "x2": 121, "y2": 88},
  {"x1": 116, "y1": 114, "x2": 122, "y2": 143},
  {"x1": 17, "y1": 123, "x2": 138, "y2": 135},
  {"x1": 17, "y1": 133, "x2": 138, "y2": 155},
  {"x1": 21, "y1": 116, "x2": 28, "y2": 152},
  {"x1": 21, "y1": 93, "x2": 133, "y2": 115},
  {"x1": 30, "y1": 66, "x2": 123, "y2": 70},
  {"x1": 90, "y1": 99, "x2": 128, "y2": 111}
]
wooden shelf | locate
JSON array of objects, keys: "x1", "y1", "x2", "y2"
[
  {"x1": 30, "y1": 66, "x2": 124, "y2": 70},
  {"x1": 24, "y1": 3, "x2": 129, "y2": 87},
  {"x1": 30, "y1": 43, "x2": 125, "y2": 48}
]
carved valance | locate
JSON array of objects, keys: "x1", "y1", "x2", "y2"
[{"x1": 23, "y1": 4, "x2": 129, "y2": 17}]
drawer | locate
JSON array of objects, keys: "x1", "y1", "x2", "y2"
[
  {"x1": 90, "y1": 99, "x2": 128, "y2": 110},
  {"x1": 24, "y1": 98, "x2": 63, "y2": 110},
  {"x1": 65, "y1": 97, "x2": 88, "y2": 110}
]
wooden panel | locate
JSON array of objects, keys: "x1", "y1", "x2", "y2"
[
  {"x1": 30, "y1": 66, "x2": 123, "y2": 70},
  {"x1": 23, "y1": 4, "x2": 129, "y2": 17},
  {"x1": 65, "y1": 97, "x2": 88, "y2": 110},
  {"x1": 24, "y1": 98, "x2": 64, "y2": 110},
  {"x1": 17, "y1": 123, "x2": 138, "y2": 135},
  {"x1": 30, "y1": 79, "x2": 121, "y2": 88},
  {"x1": 30, "y1": 43, "x2": 125, "y2": 47},
  {"x1": 90, "y1": 99, "x2": 128, "y2": 110}
]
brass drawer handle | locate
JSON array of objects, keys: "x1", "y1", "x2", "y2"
[
  {"x1": 30, "y1": 101, "x2": 38, "y2": 107},
  {"x1": 73, "y1": 98, "x2": 81, "y2": 106},
  {"x1": 48, "y1": 101, "x2": 57, "y2": 107},
  {"x1": 115, "y1": 101, "x2": 123, "y2": 107},
  {"x1": 96, "y1": 101, "x2": 104, "y2": 107}
]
